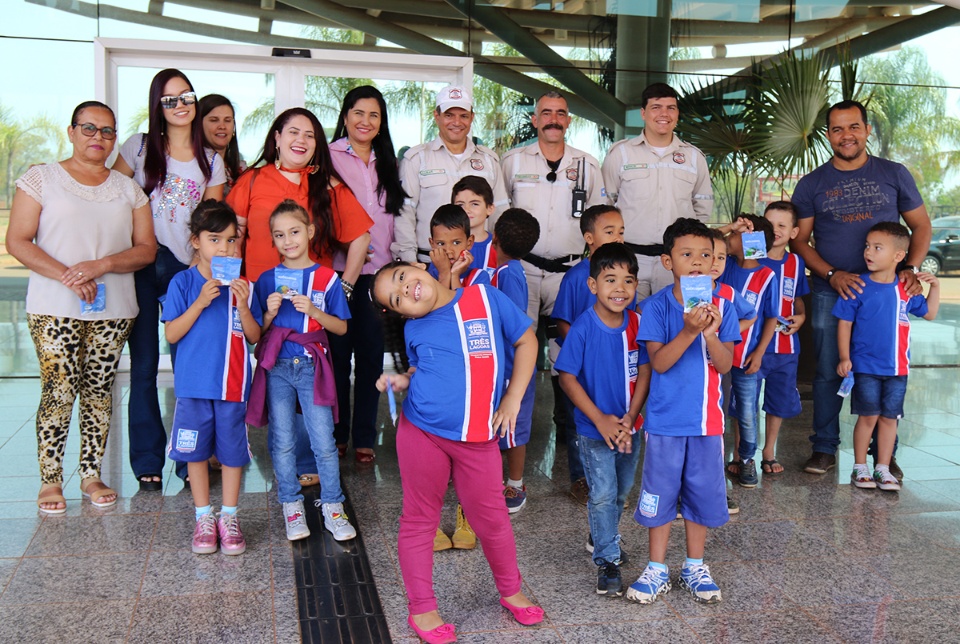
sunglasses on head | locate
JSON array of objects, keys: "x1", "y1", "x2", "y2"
[
  {"x1": 159, "y1": 91, "x2": 197, "y2": 110},
  {"x1": 72, "y1": 122, "x2": 117, "y2": 140}
]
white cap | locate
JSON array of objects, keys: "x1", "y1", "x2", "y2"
[{"x1": 436, "y1": 85, "x2": 473, "y2": 113}]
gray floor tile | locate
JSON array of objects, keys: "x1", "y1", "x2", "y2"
[
  {"x1": 24, "y1": 514, "x2": 158, "y2": 556},
  {"x1": 557, "y1": 619, "x2": 695, "y2": 642},
  {"x1": 709, "y1": 519, "x2": 839, "y2": 561},
  {"x1": 128, "y1": 590, "x2": 275, "y2": 642},
  {"x1": 140, "y1": 549, "x2": 274, "y2": 597},
  {"x1": 661, "y1": 560, "x2": 798, "y2": 617},
  {"x1": 816, "y1": 598, "x2": 960, "y2": 643},
  {"x1": 890, "y1": 510, "x2": 960, "y2": 549},
  {"x1": 0, "y1": 558, "x2": 19, "y2": 592},
  {"x1": 683, "y1": 609, "x2": 845, "y2": 643},
  {"x1": 0, "y1": 599, "x2": 136, "y2": 643},
  {"x1": 0, "y1": 517, "x2": 43, "y2": 558},
  {"x1": 0, "y1": 552, "x2": 146, "y2": 604},
  {"x1": 758, "y1": 556, "x2": 898, "y2": 607},
  {"x1": 521, "y1": 571, "x2": 676, "y2": 625}
]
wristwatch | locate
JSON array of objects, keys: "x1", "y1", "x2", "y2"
[
  {"x1": 825, "y1": 268, "x2": 837, "y2": 281},
  {"x1": 904, "y1": 264, "x2": 919, "y2": 274}
]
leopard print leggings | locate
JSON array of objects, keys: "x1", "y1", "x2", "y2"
[{"x1": 27, "y1": 314, "x2": 134, "y2": 484}]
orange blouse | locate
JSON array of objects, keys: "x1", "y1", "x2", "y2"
[{"x1": 227, "y1": 164, "x2": 373, "y2": 281}]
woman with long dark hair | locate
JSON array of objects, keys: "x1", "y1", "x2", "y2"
[
  {"x1": 227, "y1": 107, "x2": 371, "y2": 487},
  {"x1": 199, "y1": 93, "x2": 246, "y2": 195},
  {"x1": 114, "y1": 68, "x2": 226, "y2": 491},
  {"x1": 328, "y1": 85, "x2": 406, "y2": 463}
]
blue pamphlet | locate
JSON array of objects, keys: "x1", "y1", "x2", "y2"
[
  {"x1": 211, "y1": 256, "x2": 242, "y2": 285},
  {"x1": 838, "y1": 372, "x2": 855, "y2": 398},
  {"x1": 680, "y1": 275, "x2": 713, "y2": 312},
  {"x1": 274, "y1": 267, "x2": 301, "y2": 299},
  {"x1": 386, "y1": 376, "x2": 398, "y2": 426},
  {"x1": 776, "y1": 316, "x2": 792, "y2": 333},
  {"x1": 742, "y1": 231, "x2": 768, "y2": 259},
  {"x1": 80, "y1": 283, "x2": 106, "y2": 314}
]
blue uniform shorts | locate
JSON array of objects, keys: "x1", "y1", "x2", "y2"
[
  {"x1": 499, "y1": 377, "x2": 536, "y2": 449},
  {"x1": 729, "y1": 352, "x2": 802, "y2": 420},
  {"x1": 634, "y1": 433, "x2": 728, "y2": 529},
  {"x1": 167, "y1": 397, "x2": 251, "y2": 467},
  {"x1": 851, "y1": 373, "x2": 907, "y2": 419}
]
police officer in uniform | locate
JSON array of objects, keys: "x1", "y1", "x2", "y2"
[
  {"x1": 601, "y1": 83, "x2": 713, "y2": 298},
  {"x1": 393, "y1": 85, "x2": 509, "y2": 263},
  {"x1": 500, "y1": 90, "x2": 606, "y2": 506}
]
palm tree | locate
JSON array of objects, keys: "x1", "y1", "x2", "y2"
[{"x1": 0, "y1": 106, "x2": 65, "y2": 207}]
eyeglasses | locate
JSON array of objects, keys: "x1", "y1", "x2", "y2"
[
  {"x1": 159, "y1": 92, "x2": 197, "y2": 110},
  {"x1": 72, "y1": 122, "x2": 117, "y2": 140}
]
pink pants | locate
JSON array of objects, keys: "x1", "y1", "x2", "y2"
[{"x1": 396, "y1": 414, "x2": 523, "y2": 615}]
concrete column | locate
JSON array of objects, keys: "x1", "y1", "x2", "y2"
[{"x1": 614, "y1": 0, "x2": 671, "y2": 138}]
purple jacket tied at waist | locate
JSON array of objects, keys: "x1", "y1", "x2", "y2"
[{"x1": 245, "y1": 326, "x2": 338, "y2": 427}]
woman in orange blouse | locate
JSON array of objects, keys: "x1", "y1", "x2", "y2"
[
  {"x1": 227, "y1": 107, "x2": 372, "y2": 286},
  {"x1": 227, "y1": 108, "x2": 371, "y2": 486}
]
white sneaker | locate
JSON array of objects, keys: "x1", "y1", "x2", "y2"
[
  {"x1": 874, "y1": 468, "x2": 901, "y2": 492},
  {"x1": 317, "y1": 501, "x2": 357, "y2": 541},
  {"x1": 283, "y1": 500, "x2": 311, "y2": 541}
]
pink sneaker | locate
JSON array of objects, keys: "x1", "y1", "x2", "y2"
[
  {"x1": 192, "y1": 513, "x2": 218, "y2": 554},
  {"x1": 217, "y1": 512, "x2": 246, "y2": 555}
]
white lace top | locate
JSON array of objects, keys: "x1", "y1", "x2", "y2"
[{"x1": 16, "y1": 163, "x2": 148, "y2": 319}]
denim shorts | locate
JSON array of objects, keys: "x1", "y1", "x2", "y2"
[{"x1": 850, "y1": 373, "x2": 907, "y2": 419}]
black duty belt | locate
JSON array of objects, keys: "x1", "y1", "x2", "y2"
[
  {"x1": 625, "y1": 241, "x2": 665, "y2": 257},
  {"x1": 523, "y1": 253, "x2": 581, "y2": 273}
]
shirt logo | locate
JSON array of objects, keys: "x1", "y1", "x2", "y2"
[
  {"x1": 639, "y1": 490, "x2": 659, "y2": 518},
  {"x1": 673, "y1": 151, "x2": 686, "y2": 165},
  {"x1": 464, "y1": 319, "x2": 493, "y2": 355},
  {"x1": 310, "y1": 290, "x2": 327, "y2": 312},
  {"x1": 628, "y1": 349, "x2": 639, "y2": 379},
  {"x1": 470, "y1": 159, "x2": 484, "y2": 171},
  {"x1": 232, "y1": 307, "x2": 243, "y2": 335},
  {"x1": 175, "y1": 428, "x2": 199, "y2": 453},
  {"x1": 745, "y1": 291, "x2": 759, "y2": 306},
  {"x1": 566, "y1": 168, "x2": 579, "y2": 182},
  {"x1": 783, "y1": 276, "x2": 796, "y2": 300},
  {"x1": 898, "y1": 300, "x2": 909, "y2": 325}
]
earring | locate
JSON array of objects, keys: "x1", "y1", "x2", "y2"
[
  {"x1": 308, "y1": 165, "x2": 319, "y2": 175},
  {"x1": 275, "y1": 157, "x2": 282, "y2": 170}
]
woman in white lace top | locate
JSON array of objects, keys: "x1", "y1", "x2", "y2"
[{"x1": 5, "y1": 101, "x2": 157, "y2": 514}]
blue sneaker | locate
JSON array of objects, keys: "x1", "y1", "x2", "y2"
[
  {"x1": 504, "y1": 485, "x2": 527, "y2": 513},
  {"x1": 625, "y1": 565, "x2": 671, "y2": 604},
  {"x1": 679, "y1": 563, "x2": 722, "y2": 604}
]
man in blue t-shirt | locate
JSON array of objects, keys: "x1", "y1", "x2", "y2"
[{"x1": 792, "y1": 99, "x2": 931, "y2": 480}]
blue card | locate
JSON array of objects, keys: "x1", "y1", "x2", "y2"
[
  {"x1": 742, "y1": 232, "x2": 768, "y2": 259},
  {"x1": 680, "y1": 275, "x2": 713, "y2": 312},
  {"x1": 80, "y1": 283, "x2": 106, "y2": 314},
  {"x1": 211, "y1": 256, "x2": 242, "y2": 285},
  {"x1": 386, "y1": 376, "x2": 398, "y2": 426},
  {"x1": 274, "y1": 267, "x2": 301, "y2": 299},
  {"x1": 838, "y1": 372, "x2": 855, "y2": 398},
  {"x1": 776, "y1": 316, "x2": 792, "y2": 333}
]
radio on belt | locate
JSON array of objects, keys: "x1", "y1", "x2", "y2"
[{"x1": 571, "y1": 157, "x2": 586, "y2": 218}]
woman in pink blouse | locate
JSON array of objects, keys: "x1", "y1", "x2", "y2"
[{"x1": 328, "y1": 86, "x2": 407, "y2": 463}]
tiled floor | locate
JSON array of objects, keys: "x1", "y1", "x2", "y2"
[{"x1": 2, "y1": 361, "x2": 960, "y2": 642}]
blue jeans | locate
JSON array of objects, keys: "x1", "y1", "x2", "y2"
[
  {"x1": 266, "y1": 358, "x2": 343, "y2": 505},
  {"x1": 730, "y1": 367, "x2": 759, "y2": 461},
  {"x1": 128, "y1": 245, "x2": 188, "y2": 481},
  {"x1": 811, "y1": 290, "x2": 897, "y2": 457},
  {"x1": 579, "y1": 434, "x2": 640, "y2": 565}
]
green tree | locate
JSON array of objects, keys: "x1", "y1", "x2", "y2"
[{"x1": 0, "y1": 106, "x2": 66, "y2": 207}]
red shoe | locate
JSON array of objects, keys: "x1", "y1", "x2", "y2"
[
  {"x1": 499, "y1": 597, "x2": 544, "y2": 625},
  {"x1": 407, "y1": 615, "x2": 456, "y2": 643}
]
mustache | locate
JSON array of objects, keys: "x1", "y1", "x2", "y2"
[{"x1": 541, "y1": 123, "x2": 564, "y2": 131}]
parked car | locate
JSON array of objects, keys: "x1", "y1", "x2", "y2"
[
  {"x1": 932, "y1": 216, "x2": 960, "y2": 228},
  {"x1": 921, "y1": 225, "x2": 960, "y2": 275}
]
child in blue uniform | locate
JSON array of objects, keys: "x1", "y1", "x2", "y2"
[
  {"x1": 626, "y1": 218, "x2": 739, "y2": 605},
  {"x1": 834, "y1": 222, "x2": 939, "y2": 491},
  {"x1": 452, "y1": 175, "x2": 498, "y2": 279},
  {"x1": 490, "y1": 207, "x2": 541, "y2": 512},
  {"x1": 372, "y1": 262, "x2": 544, "y2": 642},
  {"x1": 719, "y1": 215, "x2": 779, "y2": 488},
  {"x1": 555, "y1": 243, "x2": 651, "y2": 598},
  {"x1": 757, "y1": 201, "x2": 809, "y2": 474},
  {"x1": 427, "y1": 204, "x2": 491, "y2": 289},
  {"x1": 248, "y1": 200, "x2": 356, "y2": 542},
  {"x1": 163, "y1": 200, "x2": 261, "y2": 556}
]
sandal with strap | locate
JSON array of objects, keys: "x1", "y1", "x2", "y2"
[
  {"x1": 298, "y1": 473, "x2": 320, "y2": 487},
  {"x1": 37, "y1": 484, "x2": 67, "y2": 515},
  {"x1": 761, "y1": 459, "x2": 784, "y2": 474},
  {"x1": 81, "y1": 478, "x2": 118, "y2": 508}
]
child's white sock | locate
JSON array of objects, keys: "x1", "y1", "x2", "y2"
[
  {"x1": 221, "y1": 505, "x2": 238, "y2": 515},
  {"x1": 195, "y1": 505, "x2": 212, "y2": 521},
  {"x1": 875, "y1": 464, "x2": 891, "y2": 474},
  {"x1": 506, "y1": 478, "x2": 523, "y2": 489}
]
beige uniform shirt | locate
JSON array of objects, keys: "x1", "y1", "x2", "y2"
[
  {"x1": 500, "y1": 142, "x2": 607, "y2": 260},
  {"x1": 601, "y1": 133, "x2": 713, "y2": 245},
  {"x1": 393, "y1": 137, "x2": 508, "y2": 262}
]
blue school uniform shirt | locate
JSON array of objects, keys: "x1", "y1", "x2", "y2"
[
  {"x1": 470, "y1": 235, "x2": 498, "y2": 280},
  {"x1": 638, "y1": 285, "x2": 741, "y2": 436},
  {"x1": 427, "y1": 262, "x2": 492, "y2": 286},
  {"x1": 791, "y1": 156, "x2": 923, "y2": 292},
  {"x1": 759, "y1": 252, "x2": 810, "y2": 355},
  {"x1": 554, "y1": 258, "x2": 640, "y2": 344},
  {"x1": 251, "y1": 263, "x2": 351, "y2": 360},
  {"x1": 719, "y1": 262, "x2": 779, "y2": 367},
  {"x1": 831, "y1": 275, "x2": 928, "y2": 376},
  {"x1": 554, "y1": 308, "x2": 649, "y2": 441},
  {"x1": 162, "y1": 266, "x2": 258, "y2": 401},
  {"x1": 713, "y1": 282, "x2": 756, "y2": 322},
  {"x1": 491, "y1": 259, "x2": 531, "y2": 376},
  {"x1": 403, "y1": 284, "x2": 532, "y2": 442}
]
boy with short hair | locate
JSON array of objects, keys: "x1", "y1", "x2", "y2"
[
  {"x1": 555, "y1": 242, "x2": 651, "y2": 598},
  {"x1": 490, "y1": 208, "x2": 541, "y2": 512},
  {"x1": 719, "y1": 215, "x2": 779, "y2": 488},
  {"x1": 551, "y1": 204, "x2": 626, "y2": 508},
  {"x1": 626, "y1": 217, "x2": 739, "y2": 606},
  {"x1": 427, "y1": 203, "x2": 491, "y2": 289},
  {"x1": 452, "y1": 175, "x2": 498, "y2": 279},
  {"x1": 756, "y1": 201, "x2": 809, "y2": 474},
  {"x1": 834, "y1": 221, "x2": 939, "y2": 492}
]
